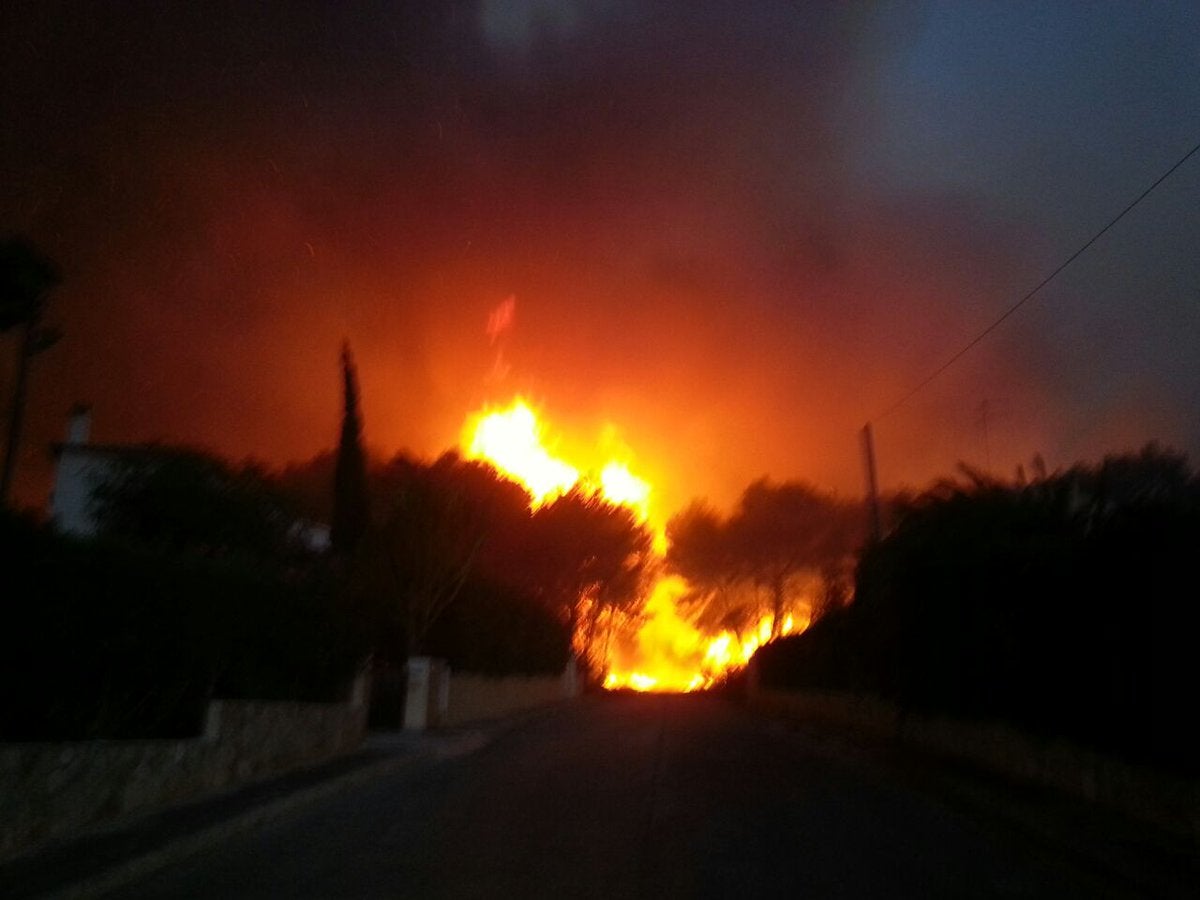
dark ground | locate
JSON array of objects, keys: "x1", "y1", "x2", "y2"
[{"x1": 99, "y1": 694, "x2": 1195, "y2": 899}]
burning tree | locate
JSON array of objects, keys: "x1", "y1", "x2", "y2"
[
  {"x1": 456, "y1": 392, "x2": 865, "y2": 688},
  {"x1": 352, "y1": 450, "x2": 652, "y2": 676},
  {"x1": 665, "y1": 501, "x2": 758, "y2": 637},
  {"x1": 667, "y1": 479, "x2": 862, "y2": 639},
  {"x1": 523, "y1": 489, "x2": 654, "y2": 672}
]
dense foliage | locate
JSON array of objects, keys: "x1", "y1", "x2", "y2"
[
  {"x1": 90, "y1": 447, "x2": 305, "y2": 562},
  {"x1": 667, "y1": 479, "x2": 861, "y2": 637},
  {"x1": 1, "y1": 508, "x2": 363, "y2": 740},
  {"x1": 754, "y1": 446, "x2": 1200, "y2": 773},
  {"x1": 425, "y1": 578, "x2": 571, "y2": 676},
  {"x1": 9, "y1": 435, "x2": 651, "y2": 740},
  {"x1": 350, "y1": 452, "x2": 651, "y2": 678}
]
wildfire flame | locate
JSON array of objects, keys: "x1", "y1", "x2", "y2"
[
  {"x1": 462, "y1": 397, "x2": 653, "y2": 522},
  {"x1": 460, "y1": 395, "x2": 806, "y2": 690},
  {"x1": 598, "y1": 461, "x2": 651, "y2": 516},
  {"x1": 464, "y1": 399, "x2": 579, "y2": 506},
  {"x1": 602, "y1": 577, "x2": 804, "y2": 692}
]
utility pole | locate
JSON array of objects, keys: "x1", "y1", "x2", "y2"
[
  {"x1": 0, "y1": 317, "x2": 61, "y2": 504},
  {"x1": 0, "y1": 237, "x2": 62, "y2": 507},
  {"x1": 861, "y1": 422, "x2": 882, "y2": 543}
]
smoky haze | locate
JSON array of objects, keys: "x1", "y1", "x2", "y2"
[{"x1": 4, "y1": 1, "x2": 1199, "y2": 515}]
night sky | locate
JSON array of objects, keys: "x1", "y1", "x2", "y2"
[{"x1": 4, "y1": 1, "x2": 1200, "y2": 515}]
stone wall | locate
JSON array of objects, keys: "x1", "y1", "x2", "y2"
[
  {"x1": 399, "y1": 658, "x2": 579, "y2": 731},
  {"x1": 443, "y1": 671, "x2": 572, "y2": 727},
  {"x1": 0, "y1": 692, "x2": 367, "y2": 862},
  {"x1": 751, "y1": 687, "x2": 1200, "y2": 844}
]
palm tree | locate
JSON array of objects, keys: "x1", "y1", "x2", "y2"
[{"x1": 1, "y1": 236, "x2": 61, "y2": 505}]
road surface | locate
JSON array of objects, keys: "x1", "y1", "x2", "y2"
[{"x1": 109, "y1": 694, "x2": 1191, "y2": 898}]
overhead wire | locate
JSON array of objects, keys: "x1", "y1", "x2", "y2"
[{"x1": 873, "y1": 137, "x2": 1200, "y2": 423}]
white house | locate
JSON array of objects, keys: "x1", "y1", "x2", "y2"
[
  {"x1": 47, "y1": 404, "x2": 148, "y2": 537},
  {"x1": 47, "y1": 405, "x2": 331, "y2": 553}
]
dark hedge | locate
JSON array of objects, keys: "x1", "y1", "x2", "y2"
[
  {"x1": 753, "y1": 448, "x2": 1200, "y2": 775},
  {"x1": 1, "y1": 511, "x2": 364, "y2": 739}
]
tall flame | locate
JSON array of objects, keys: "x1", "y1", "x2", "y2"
[
  {"x1": 462, "y1": 397, "x2": 653, "y2": 521},
  {"x1": 464, "y1": 399, "x2": 578, "y2": 506},
  {"x1": 460, "y1": 395, "x2": 805, "y2": 690}
]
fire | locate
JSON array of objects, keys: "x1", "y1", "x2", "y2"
[
  {"x1": 603, "y1": 577, "x2": 805, "y2": 692},
  {"x1": 701, "y1": 612, "x2": 800, "y2": 672},
  {"x1": 460, "y1": 395, "x2": 807, "y2": 690},
  {"x1": 603, "y1": 577, "x2": 709, "y2": 692},
  {"x1": 462, "y1": 397, "x2": 653, "y2": 520},
  {"x1": 463, "y1": 399, "x2": 578, "y2": 506},
  {"x1": 598, "y1": 461, "x2": 651, "y2": 518}
]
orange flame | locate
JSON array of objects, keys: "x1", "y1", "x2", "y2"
[
  {"x1": 460, "y1": 395, "x2": 806, "y2": 689},
  {"x1": 603, "y1": 577, "x2": 805, "y2": 692},
  {"x1": 463, "y1": 398, "x2": 578, "y2": 506},
  {"x1": 462, "y1": 397, "x2": 653, "y2": 522}
]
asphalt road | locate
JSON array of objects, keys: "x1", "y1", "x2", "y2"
[{"x1": 107, "y1": 694, "x2": 1191, "y2": 899}]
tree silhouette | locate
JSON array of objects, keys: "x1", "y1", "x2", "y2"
[
  {"x1": 762, "y1": 444, "x2": 1200, "y2": 773},
  {"x1": 361, "y1": 454, "x2": 492, "y2": 656},
  {"x1": 525, "y1": 489, "x2": 653, "y2": 668},
  {"x1": 667, "y1": 479, "x2": 861, "y2": 638},
  {"x1": 1, "y1": 236, "x2": 62, "y2": 505},
  {"x1": 666, "y1": 501, "x2": 758, "y2": 638},
  {"x1": 331, "y1": 342, "x2": 369, "y2": 554},
  {"x1": 431, "y1": 455, "x2": 539, "y2": 586},
  {"x1": 348, "y1": 450, "x2": 653, "y2": 671},
  {"x1": 274, "y1": 450, "x2": 337, "y2": 524},
  {"x1": 91, "y1": 446, "x2": 298, "y2": 563}
]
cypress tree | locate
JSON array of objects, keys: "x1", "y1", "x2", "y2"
[{"x1": 331, "y1": 341, "x2": 369, "y2": 553}]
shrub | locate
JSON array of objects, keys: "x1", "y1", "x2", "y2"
[
  {"x1": 753, "y1": 447, "x2": 1200, "y2": 774},
  {"x1": 1, "y1": 511, "x2": 364, "y2": 739}
]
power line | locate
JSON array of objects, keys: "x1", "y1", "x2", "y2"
[{"x1": 873, "y1": 137, "x2": 1200, "y2": 423}]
